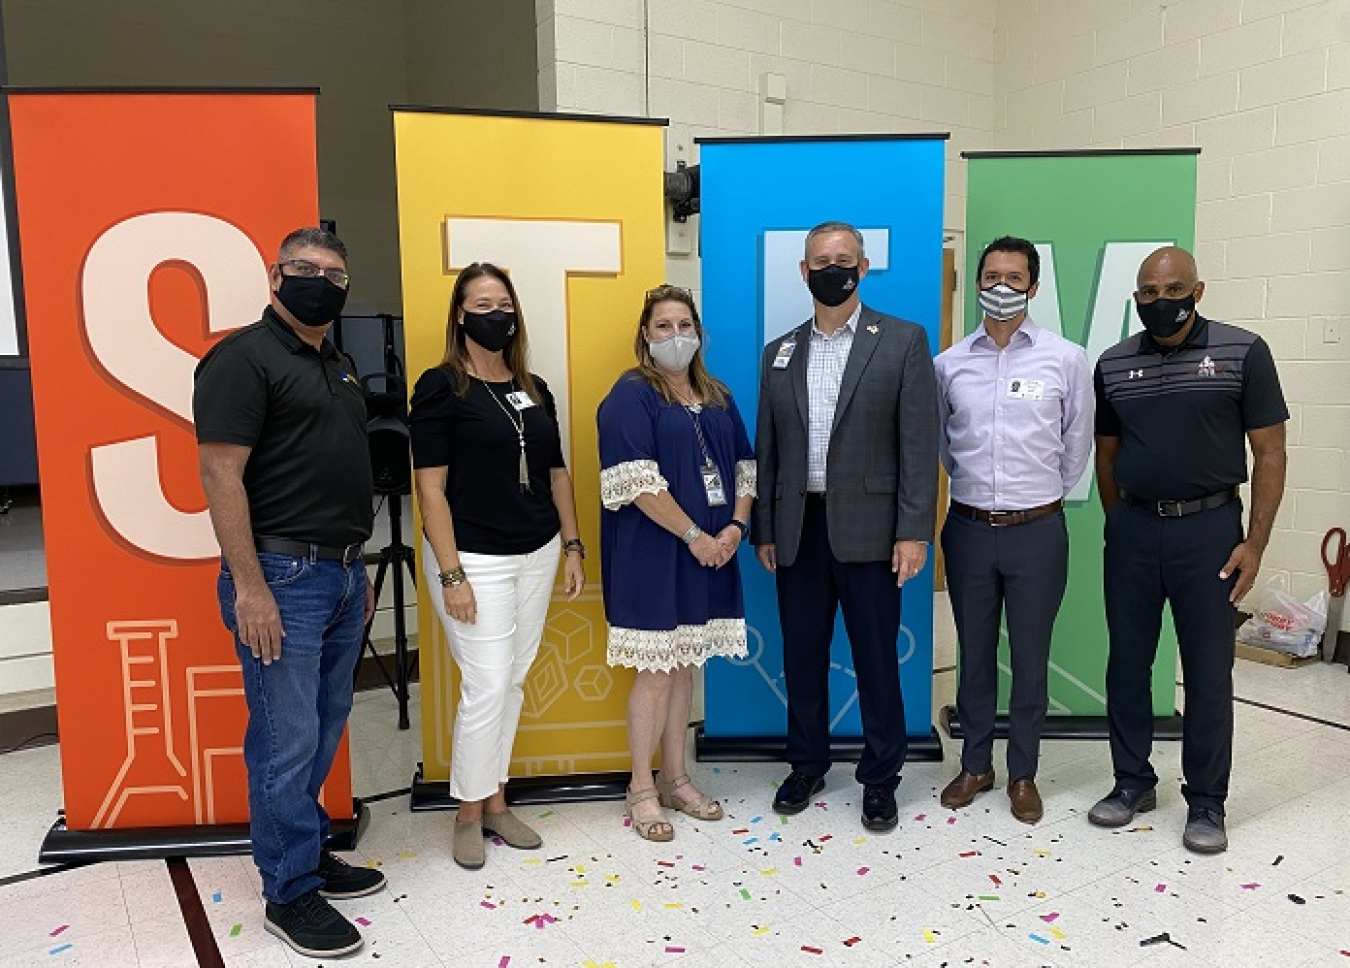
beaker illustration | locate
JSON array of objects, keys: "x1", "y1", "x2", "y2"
[{"x1": 93, "y1": 620, "x2": 191, "y2": 827}]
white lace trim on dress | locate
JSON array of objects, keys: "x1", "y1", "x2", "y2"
[
  {"x1": 601, "y1": 459, "x2": 670, "y2": 510},
  {"x1": 606, "y1": 618, "x2": 749, "y2": 672},
  {"x1": 735, "y1": 459, "x2": 757, "y2": 498}
]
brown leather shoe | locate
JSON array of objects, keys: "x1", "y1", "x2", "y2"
[
  {"x1": 940, "y1": 769, "x2": 995, "y2": 809},
  {"x1": 1008, "y1": 778, "x2": 1043, "y2": 824}
]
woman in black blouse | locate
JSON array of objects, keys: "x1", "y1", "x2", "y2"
[{"x1": 410, "y1": 262, "x2": 585, "y2": 871}]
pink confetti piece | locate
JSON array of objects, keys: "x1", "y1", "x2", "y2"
[
  {"x1": 658, "y1": 861, "x2": 676, "y2": 867},
  {"x1": 815, "y1": 802, "x2": 828, "y2": 810},
  {"x1": 989, "y1": 874, "x2": 1002, "y2": 887},
  {"x1": 946, "y1": 816, "x2": 957, "y2": 825},
  {"x1": 914, "y1": 813, "x2": 927, "y2": 821},
  {"x1": 665, "y1": 946, "x2": 685, "y2": 953},
  {"x1": 959, "y1": 851, "x2": 980, "y2": 858},
  {"x1": 794, "y1": 856, "x2": 803, "y2": 866},
  {"x1": 732, "y1": 829, "x2": 750, "y2": 835},
  {"x1": 481, "y1": 900, "x2": 497, "y2": 910},
  {"x1": 801, "y1": 945, "x2": 823, "y2": 954},
  {"x1": 691, "y1": 864, "x2": 706, "y2": 871},
  {"x1": 1040, "y1": 912, "x2": 1060, "y2": 923},
  {"x1": 819, "y1": 834, "x2": 833, "y2": 842},
  {"x1": 355, "y1": 917, "x2": 371, "y2": 927},
  {"x1": 843, "y1": 937, "x2": 861, "y2": 947},
  {"x1": 623, "y1": 817, "x2": 631, "y2": 827},
  {"x1": 1155, "y1": 884, "x2": 1167, "y2": 893},
  {"x1": 49, "y1": 926, "x2": 69, "y2": 938},
  {"x1": 498, "y1": 957, "x2": 511, "y2": 968},
  {"x1": 1241, "y1": 883, "x2": 1261, "y2": 890},
  {"x1": 856, "y1": 867, "x2": 870, "y2": 875}
]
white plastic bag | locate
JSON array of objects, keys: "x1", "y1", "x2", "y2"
[{"x1": 1237, "y1": 577, "x2": 1329, "y2": 657}]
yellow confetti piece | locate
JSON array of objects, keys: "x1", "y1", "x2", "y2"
[
  {"x1": 663, "y1": 902, "x2": 684, "y2": 909},
  {"x1": 1033, "y1": 891, "x2": 1047, "y2": 898},
  {"x1": 853, "y1": 837, "x2": 868, "y2": 846},
  {"x1": 761, "y1": 868, "x2": 778, "y2": 876},
  {"x1": 752, "y1": 926, "x2": 771, "y2": 936},
  {"x1": 630, "y1": 900, "x2": 642, "y2": 911},
  {"x1": 570, "y1": 880, "x2": 588, "y2": 888},
  {"x1": 605, "y1": 874, "x2": 620, "y2": 883},
  {"x1": 397, "y1": 852, "x2": 417, "y2": 859},
  {"x1": 1035, "y1": 850, "x2": 1051, "y2": 857},
  {"x1": 923, "y1": 929, "x2": 936, "y2": 944},
  {"x1": 575, "y1": 865, "x2": 588, "y2": 874},
  {"x1": 522, "y1": 857, "x2": 543, "y2": 866},
  {"x1": 1050, "y1": 927, "x2": 1066, "y2": 940},
  {"x1": 363, "y1": 860, "x2": 381, "y2": 869}
]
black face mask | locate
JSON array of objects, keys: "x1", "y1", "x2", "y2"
[
  {"x1": 806, "y1": 264, "x2": 860, "y2": 308},
  {"x1": 276, "y1": 275, "x2": 348, "y2": 327},
  {"x1": 461, "y1": 309, "x2": 517, "y2": 353},
  {"x1": 1136, "y1": 292, "x2": 1196, "y2": 340}
]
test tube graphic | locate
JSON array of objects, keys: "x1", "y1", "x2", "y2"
[{"x1": 92, "y1": 620, "x2": 191, "y2": 828}]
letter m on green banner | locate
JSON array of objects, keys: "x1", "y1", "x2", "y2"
[{"x1": 962, "y1": 149, "x2": 1199, "y2": 720}]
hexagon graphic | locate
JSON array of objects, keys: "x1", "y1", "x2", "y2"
[
  {"x1": 572, "y1": 664, "x2": 613, "y2": 702},
  {"x1": 522, "y1": 644, "x2": 568, "y2": 718},
  {"x1": 543, "y1": 608, "x2": 593, "y2": 665}
]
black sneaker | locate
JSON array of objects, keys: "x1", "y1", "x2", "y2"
[
  {"x1": 264, "y1": 890, "x2": 363, "y2": 958},
  {"x1": 773, "y1": 771, "x2": 825, "y2": 815},
  {"x1": 861, "y1": 783, "x2": 898, "y2": 832},
  {"x1": 317, "y1": 850, "x2": 388, "y2": 899}
]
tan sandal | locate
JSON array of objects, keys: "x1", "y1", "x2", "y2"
[
  {"x1": 625, "y1": 786, "x2": 674, "y2": 841},
  {"x1": 656, "y1": 773, "x2": 724, "y2": 821}
]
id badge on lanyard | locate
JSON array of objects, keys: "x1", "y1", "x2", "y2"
[{"x1": 701, "y1": 460, "x2": 727, "y2": 507}]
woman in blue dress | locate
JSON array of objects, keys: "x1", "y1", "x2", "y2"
[{"x1": 598, "y1": 284, "x2": 754, "y2": 841}]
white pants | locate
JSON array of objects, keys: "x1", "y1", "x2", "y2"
[{"x1": 425, "y1": 535, "x2": 560, "y2": 802}]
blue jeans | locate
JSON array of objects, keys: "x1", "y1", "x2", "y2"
[{"x1": 218, "y1": 552, "x2": 366, "y2": 903}]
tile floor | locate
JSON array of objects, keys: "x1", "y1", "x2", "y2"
[{"x1": 3, "y1": 594, "x2": 1350, "y2": 967}]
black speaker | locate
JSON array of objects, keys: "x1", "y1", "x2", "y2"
[{"x1": 363, "y1": 373, "x2": 411, "y2": 496}]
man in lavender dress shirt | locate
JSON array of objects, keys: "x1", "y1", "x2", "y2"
[{"x1": 935, "y1": 236, "x2": 1093, "y2": 824}]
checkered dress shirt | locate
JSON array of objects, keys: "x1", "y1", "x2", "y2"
[{"x1": 805, "y1": 305, "x2": 861, "y2": 491}]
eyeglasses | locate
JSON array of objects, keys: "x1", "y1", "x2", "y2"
[
  {"x1": 279, "y1": 259, "x2": 350, "y2": 289},
  {"x1": 645, "y1": 284, "x2": 694, "y2": 302}
]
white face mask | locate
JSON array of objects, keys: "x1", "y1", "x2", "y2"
[
  {"x1": 978, "y1": 282, "x2": 1030, "y2": 321},
  {"x1": 648, "y1": 333, "x2": 701, "y2": 373}
]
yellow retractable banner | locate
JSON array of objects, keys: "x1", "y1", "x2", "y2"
[{"x1": 392, "y1": 107, "x2": 667, "y2": 795}]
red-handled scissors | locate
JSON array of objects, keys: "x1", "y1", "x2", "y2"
[{"x1": 1323, "y1": 527, "x2": 1350, "y2": 597}]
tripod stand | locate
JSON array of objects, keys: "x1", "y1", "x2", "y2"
[
  {"x1": 354, "y1": 313, "x2": 418, "y2": 729},
  {"x1": 362, "y1": 487, "x2": 418, "y2": 729}
]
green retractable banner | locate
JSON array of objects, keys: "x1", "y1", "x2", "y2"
[{"x1": 961, "y1": 148, "x2": 1199, "y2": 722}]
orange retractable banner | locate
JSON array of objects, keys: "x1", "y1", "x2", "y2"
[{"x1": 8, "y1": 90, "x2": 350, "y2": 831}]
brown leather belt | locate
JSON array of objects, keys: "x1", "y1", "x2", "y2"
[{"x1": 949, "y1": 499, "x2": 1063, "y2": 528}]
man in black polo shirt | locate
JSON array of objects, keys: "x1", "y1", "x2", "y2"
[
  {"x1": 195, "y1": 227, "x2": 385, "y2": 959},
  {"x1": 1088, "y1": 246, "x2": 1287, "y2": 854}
]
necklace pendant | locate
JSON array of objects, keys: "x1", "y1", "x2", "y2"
[{"x1": 518, "y1": 438, "x2": 531, "y2": 492}]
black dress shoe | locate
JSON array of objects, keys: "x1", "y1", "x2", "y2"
[
  {"x1": 861, "y1": 784, "x2": 898, "y2": 831},
  {"x1": 773, "y1": 771, "x2": 825, "y2": 815}
]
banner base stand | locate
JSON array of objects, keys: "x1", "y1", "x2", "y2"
[
  {"x1": 940, "y1": 705, "x2": 1184, "y2": 741},
  {"x1": 409, "y1": 765, "x2": 629, "y2": 811},
  {"x1": 37, "y1": 798, "x2": 368, "y2": 865},
  {"x1": 693, "y1": 726, "x2": 945, "y2": 763}
]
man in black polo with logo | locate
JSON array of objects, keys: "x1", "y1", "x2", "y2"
[
  {"x1": 195, "y1": 227, "x2": 385, "y2": 959},
  {"x1": 1088, "y1": 246, "x2": 1287, "y2": 854}
]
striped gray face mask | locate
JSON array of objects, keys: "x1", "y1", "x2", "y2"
[{"x1": 978, "y1": 282, "x2": 1029, "y2": 321}]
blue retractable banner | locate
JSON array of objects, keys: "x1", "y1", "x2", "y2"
[{"x1": 698, "y1": 134, "x2": 947, "y2": 751}]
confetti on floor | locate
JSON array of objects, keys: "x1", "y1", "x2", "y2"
[
  {"x1": 49, "y1": 926, "x2": 68, "y2": 937},
  {"x1": 922, "y1": 929, "x2": 937, "y2": 944},
  {"x1": 800, "y1": 945, "x2": 823, "y2": 954},
  {"x1": 49, "y1": 944, "x2": 73, "y2": 955},
  {"x1": 1030, "y1": 933, "x2": 1050, "y2": 945},
  {"x1": 1155, "y1": 883, "x2": 1167, "y2": 893},
  {"x1": 229, "y1": 924, "x2": 242, "y2": 937},
  {"x1": 1040, "y1": 912, "x2": 1060, "y2": 923},
  {"x1": 497, "y1": 957, "x2": 510, "y2": 968},
  {"x1": 212, "y1": 891, "x2": 222, "y2": 903},
  {"x1": 1241, "y1": 882, "x2": 1261, "y2": 890},
  {"x1": 355, "y1": 917, "x2": 371, "y2": 927},
  {"x1": 856, "y1": 867, "x2": 869, "y2": 875}
]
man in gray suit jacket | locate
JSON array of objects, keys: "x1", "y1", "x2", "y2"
[{"x1": 754, "y1": 221, "x2": 939, "y2": 831}]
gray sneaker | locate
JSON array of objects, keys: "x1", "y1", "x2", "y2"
[
  {"x1": 1087, "y1": 787, "x2": 1157, "y2": 827},
  {"x1": 1182, "y1": 807, "x2": 1228, "y2": 854}
]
